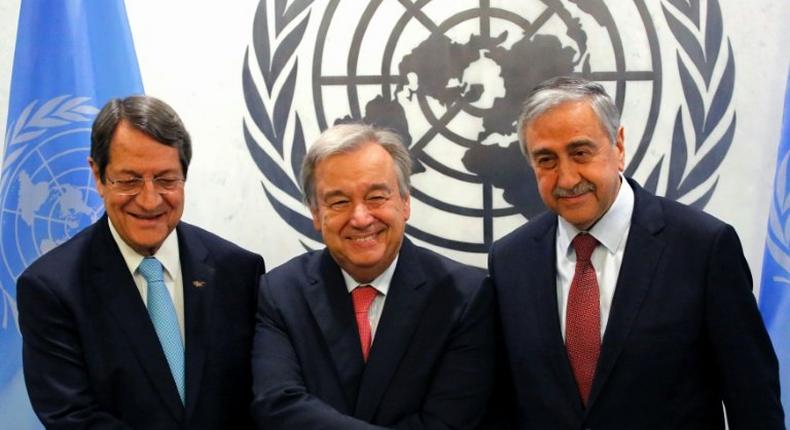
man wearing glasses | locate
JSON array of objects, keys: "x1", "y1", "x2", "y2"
[{"x1": 17, "y1": 95, "x2": 265, "y2": 429}]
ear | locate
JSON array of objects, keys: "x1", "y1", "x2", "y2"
[
  {"x1": 310, "y1": 205, "x2": 322, "y2": 231},
  {"x1": 88, "y1": 157, "x2": 105, "y2": 197},
  {"x1": 402, "y1": 192, "x2": 411, "y2": 221},
  {"x1": 521, "y1": 127, "x2": 537, "y2": 170},
  {"x1": 615, "y1": 127, "x2": 625, "y2": 171}
]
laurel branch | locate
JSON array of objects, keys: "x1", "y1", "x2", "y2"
[
  {"x1": 3, "y1": 96, "x2": 99, "y2": 172},
  {"x1": 242, "y1": 0, "x2": 321, "y2": 246},
  {"x1": 1, "y1": 288, "x2": 18, "y2": 332},
  {"x1": 648, "y1": 0, "x2": 736, "y2": 209},
  {"x1": 765, "y1": 151, "x2": 790, "y2": 282}
]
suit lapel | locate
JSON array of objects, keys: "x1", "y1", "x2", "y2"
[
  {"x1": 303, "y1": 250, "x2": 365, "y2": 411},
  {"x1": 526, "y1": 216, "x2": 586, "y2": 414},
  {"x1": 587, "y1": 180, "x2": 666, "y2": 409},
  {"x1": 177, "y1": 225, "x2": 216, "y2": 422},
  {"x1": 354, "y1": 239, "x2": 430, "y2": 421},
  {"x1": 89, "y1": 216, "x2": 184, "y2": 422}
]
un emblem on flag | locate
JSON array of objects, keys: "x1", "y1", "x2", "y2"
[
  {"x1": 766, "y1": 151, "x2": 790, "y2": 282},
  {"x1": 242, "y1": 0, "x2": 736, "y2": 266},
  {"x1": 0, "y1": 96, "x2": 103, "y2": 382}
]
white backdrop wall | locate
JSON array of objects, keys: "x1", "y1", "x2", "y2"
[{"x1": 1, "y1": 0, "x2": 789, "y2": 297}]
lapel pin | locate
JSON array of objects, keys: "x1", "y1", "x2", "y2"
[{"x1": 192, "y1": 280, "x2": 206, "y2": 288}]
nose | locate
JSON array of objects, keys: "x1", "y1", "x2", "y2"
[
  {"x1": 349, "y1": 202, "x2": 374, "y2": 228},
  {"x1": 134, "y1": 179, "x2": 163, "y2": 209},
  {"x1": 556, "y1": 159, "x2": 581, "y2": 190}
]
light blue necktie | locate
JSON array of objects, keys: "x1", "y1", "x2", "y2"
[{"x1": 138, "y1": 257, "x2": 185, "y2": 404}]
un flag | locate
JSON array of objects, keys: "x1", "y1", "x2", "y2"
[
  {"x1": 0, "y1": 1, "x2": 143, "y2": 427},
  {"x1": 760, "y1": 70, "x2": 790, "y2": 428}
]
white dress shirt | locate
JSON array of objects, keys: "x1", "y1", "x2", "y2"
[
  {"x1": 556, "y1": 176, "x2": 634, "y2": 340},
  {"x1": 341, "y1": 256, "x2": 399, "y2": 341},
  {"x1": 108, "y1": 220, "x2": 185, "y2": 343}
]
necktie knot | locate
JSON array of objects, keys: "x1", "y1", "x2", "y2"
[
  {"x1": 352, "y1": 285, "x2": 378, "y2": 315},
  {"x1": 138, "y1": 257, "x2": 164, "y2": 283},
  {"x1": 572, "y1": 233, "x2": 598, "y2": 262}
]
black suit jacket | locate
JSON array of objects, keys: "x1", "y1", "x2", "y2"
[
  {"x1": 251, "y1": 238, "x2": 496, "y2": 429},
  {"x1": 18, "y1": 215, "x2": 264, "y2": 429},
  {"x1": 488, "y1": 178, "x2": 784, "y2": 429}
]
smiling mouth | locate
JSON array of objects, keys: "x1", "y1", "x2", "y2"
[
  {"x1": 347, "y1": 230, "x2": 384, "y2": 244},
  {"x1": 350, "y1": 233, "x2": 376, "y2": 241},
  {"x1": 559, "y1": 191, "x2": 590, "y2": 199},
  {"x1": 129, "y1": 212, "x2": 165, "y2": 221}
]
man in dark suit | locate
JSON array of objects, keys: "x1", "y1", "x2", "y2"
[
  {"x1": 17, "y1": 96, "x2": 264, "y2": 429},
  {"x1": 489, "y1": 77, "x2": 784, "y2": 429},
  {"x1": 251, "y1": 123, "x2": 495, "y2": 429}
]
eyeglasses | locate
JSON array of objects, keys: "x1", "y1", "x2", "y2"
[{"x1": 105, "y1": 175, "x2": 185, "y2": 195}]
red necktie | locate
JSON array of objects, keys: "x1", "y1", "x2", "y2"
[
  {"x1": 565, "y1": 233, "x2": 600, "y2": 406},
  {"x1": 352, "y1": 285, "x2": 377, "y2": 362}
]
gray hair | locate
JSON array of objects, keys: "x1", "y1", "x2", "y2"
[
  {"x1": 91, "y1": 95, "x2": 191, "y2": 181},
  {"x1": 300, "y1": 123, "x2": 412, "y2": 209},
  {"x1": 516, "y1": 76, "x2": 620, "y2": 156}
]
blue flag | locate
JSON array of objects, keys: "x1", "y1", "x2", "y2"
[
  {"x1": 0, "y1": 1, "x2": 143, "y2": 427},
  {"x1": 760, "y1": 70, "x2": 790, "y2": 428}
]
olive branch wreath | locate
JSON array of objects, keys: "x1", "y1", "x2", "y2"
[
  {"x1": 243, "y1": 0, "x2": 737, "y2": 245},
  {"x1": 1, "y1": 285, "x2": 16, "y2": 332},
  {"x1": 1, "y1": 95, "x2": 99, "y2": 332},
  {"x1": 3, "y1": 96, "x2": 99, "y2": 172},
  {"x1": 242, "y1": 0, "x2": 320, "y2": 247},
  {"x1": 644, "y1": 0, "x2": 736, "y2": 209}
]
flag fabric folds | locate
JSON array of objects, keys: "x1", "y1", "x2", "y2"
[
  {"x1": 0, "y1": 1, "x2": 143, "y2": 427},
  {"x1": 760, "y1": 70, "x2": 790, "y2": 428}
]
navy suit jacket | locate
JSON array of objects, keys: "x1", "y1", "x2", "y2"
[
  {"x1": 251, "y1": 238, "x2": 496, "y2": 429},
  {"x1": 488, "y1": 178, "x2": 784, "y2": 429},
  {"x1": 18, "y1": 215, "x2": 264, "y2": 429}
]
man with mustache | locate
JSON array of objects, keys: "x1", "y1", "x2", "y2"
[
  {"x1": 488, "y1": 77, "x2": 784, "y2": 428},
  {"x1": 17, "y1": 96, "x2": 264, "y2": 429},
  {"x1": 251, "y1": 123, "x2": 496, "y2": 429}
]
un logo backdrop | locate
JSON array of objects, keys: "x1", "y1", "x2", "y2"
[{"x1": 243, "y1": 0, "x2": 734, "y2": 267}]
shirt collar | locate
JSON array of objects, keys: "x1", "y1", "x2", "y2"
[
  {"x1": 108, "y1": 218, "x2": 181, "y2": 279},
  {"x1": 342, "y1": 255, "x2": 399, "y2": 296},
  {"x1": 557, "y1": 175, "x2": 634, "y2": 256}
]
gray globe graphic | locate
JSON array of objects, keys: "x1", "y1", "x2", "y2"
[
  {"x1": 0, "y1": 129, "x2": 102, "y2": 384},
  {"x1": 311, "y1": 1, "x2": 660, "y2": 253}
]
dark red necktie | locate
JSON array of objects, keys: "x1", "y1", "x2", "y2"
[
  {"x1": 565, "y1": 233, "x2": 600, "y2": 406},
  {"x1": 352, "y1": 285, "x2": 377, "y2": 362}
]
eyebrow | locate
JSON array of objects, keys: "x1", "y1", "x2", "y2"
[
  {"x1": 530, "y1": 139, "x2": 598, "y2": 160},
  {"x1": 367, "y1": 183, "x2": 392, "y2": 193},
  {"x1": 530, "y1": 148, "x2": 556, "y2": 159},
  {"x1": 566, "y1": 139, "x2": 596, "y2": 151},
  {"x1": 320, "y1": 183, "x2": 392, "y2": 201},
  {"x1": 113, "y1": 168, "x2": 181, "y2": 177},
  {"x1": 321, "y1": 190, "x2": 348, "y2": 201}
]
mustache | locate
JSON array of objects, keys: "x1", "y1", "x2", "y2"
[{"x1": 553, "y1": 181, "x2": 595, "y2": 198}]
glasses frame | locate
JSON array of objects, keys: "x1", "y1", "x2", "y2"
[{"x1": 104, "y1": 175, "x2": 185, "y2": 196}]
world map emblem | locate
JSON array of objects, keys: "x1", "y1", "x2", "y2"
[
  {"x1": 243, "y1": 0, "x2": 736, "y2": 266},
  {"x1": 0, "y1": 96, "x2": 103, "y2": 384}
]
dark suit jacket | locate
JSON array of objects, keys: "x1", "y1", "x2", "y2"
[
  {"x1": 251, "y1": 238, "x2": 496, "y2": 429},
  {"x1": 18, "y1": 215, "x2": 265, "y2": 429},
  {"x1": 488, "y1": 178, "x2": 784, "y2": 429}
]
